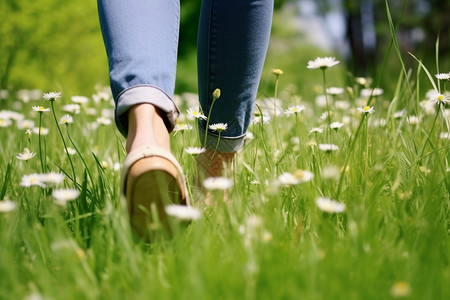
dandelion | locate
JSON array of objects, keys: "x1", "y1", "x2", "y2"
[
  {"x1": 60, "y1": 114, "x2": 74, "y2": 124},
  {"x1": 0, "y1": 198, "x2": 17, "y2": 213},
  {"x1": 318, "y1": 143, "x2": 339, "y2": 152},
  {"x1": 186, "y1": 107, "x2": 207, "y2": 120},
  {"x1": 32, "y1": 106, "x2": 50, "y2": 113},
  {"x1": 284, "y1": 105, "x2": 305, "y2": 117},
  {"x1": 209, "y1": 123, "x2": 228, "y2": 132},
  {"x1": 184, "y1": 147, "x2": 206, "y2": 155},
  {"x1": 315, "y1": 197, "x2": 345, "y2": 213},
  {"x1": 390, "y1": 281, "x2": 411, "y2": 298},
  {"x1": 203, "y1": 177, "x2": 233, "y2": 190},
  {"x1": 43, "y1": 91, "x2": 61, "y2": 101},
  {"x1": 16, "y1": 148, "x2": 36, "y2": 161},
  {"x1": 20, "y1": 173, "x2": 45, "y2": 187},
  {"x1": 62, "y1": 104, "x2": 81, "y2": 114},
  {"x1": 435, "y1": 72, "x2": 450, "y2": 80},
  {"x1": 308, "y1": 127, "x2": 323, "y2": 135},
  {"x1": 307, "y1": 57, "x2": 340, "y2": 70},
  {"x1": 357, "y1": 106, "x2": 375, "y2": 114},
  {"x1": 330, "y1": 121, "x2": 344, "y2": 130},
  {"x1": 165, "y1": 204, "x2": 202, "y2": 221},
  {"x1": 96, "y1": 117, "x2": 112, "y2": 125},
  {"x1": 52, "y1": 188, "x2": 80, "y2": 206}
]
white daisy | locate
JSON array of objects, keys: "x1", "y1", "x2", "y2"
[
  {"x1": 60, "y1": 114, "x2": 74, "y2": 124},
  {"x1": 435, "y1": 72, "x2": 450, "y2": 80},
  {"x1": 16, "y1": 148, "x2": 36, "y2": 161},
  {"x1": 184, "y1": 147, "x2": 206, "y2": 155},
  {"x1": 357, "y1": 106, "x2": 375, "y2": 114},
  {"x1": 318, "y1": 144, "x2": 339, "y2": 152},
  {"x1": 96, "y1": 117, "x2": 112, "y2": 125},
  {"x1": 0, "y1": 198, "x2": 17, "y2": 213},
  {"x1": 20, "y1": 173, "x2": 45, "y2": 187},
  {"x1": 42, "y1": 172, "x2": 65, "y2": 185},
  {"x1": 307, "y1": 57, "x2": 340, "y2": 70},
  {"x1": 71, "y1": 95, "x2": 89, "y2": 104},
  {"x1": 186, "y1": 107, "x2": 207, "y2": 120},
  {"x1": 315, "y1": 197, "x2": 345, "y2": 213},
  {"x1": 165, "y1": 204, "x2": 202, "y2": 220},
  {"x1": 62, "y1": 104, "x2": 81, "y2": 114},
  {"x1": 428, "y1": 91, "x2": 449, "y2": 105},
  {"x1": 284, "y1": 105, "x2": 305, "y2": 117},
  {"x1": 173, "y1": 123, "x2": 193, "y2": 133},
  {"x1": 278, "y1": 169, "x2": 314, "y2": 185},
  {"x1": 330, "y1": 122, "x2": 344, "y2": 129},
  {"x1": 326, "y1": 87, "x2": 345, "y2": 95},
  {"x1": 439, "y1": 132, "x2": 450, "y2": 140},
  {"x1": 52, "y1": 188, "x2": 80, "y2": 206},
  {"x1": 32, "y1": 106, "x2": 50, "y2": 113},
  {"x1": 209, "y1": 123, "x2": 228, "y2": 132},
  {"x1": 203, "y1": 177, "x2": 233, "y2": 190},
  {"x1": 32, "y1": 127, "x2": 49, "y2": 135},
  {"x1": 65, "y1": 147, "x2": 77, "y2": 155},
  {"x1": 361, "y1": 88, "x2": 383, "y2": 97},
  {"x1": 0, "y1": 117, "x2": 12, "y2": 127},
  {"x1": 16, "y1": 119, "x2": 35, "y2": 130},
  {"x1": 43, "y1": 91, "x2": 61, "y2": 101},
  {"x1": 308, "y1": 127, "x2": 323, "y2": 135}
]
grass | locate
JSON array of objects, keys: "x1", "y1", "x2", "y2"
[{"x1": 0, "y1": 10, "x2": 449, "y2": 300}]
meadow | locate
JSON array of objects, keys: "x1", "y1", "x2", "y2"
[{"x1": 1, "y1": 7, "x2": 450, "y2": 300}]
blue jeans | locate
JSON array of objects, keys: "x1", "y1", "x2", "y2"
[{"x1": 98, "y1": 0, "x2": 273, "y2": 152}]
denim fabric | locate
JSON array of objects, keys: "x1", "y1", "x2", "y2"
[{"x1": 98, "y1": 0, "x2": 273, "y2": 152}]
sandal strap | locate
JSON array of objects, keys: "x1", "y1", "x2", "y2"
[{"x1": 120, "y1": 145, "x2": 189, "y2": 204}]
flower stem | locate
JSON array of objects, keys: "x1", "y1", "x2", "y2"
[
  {"x1": 50, "y1": 101, "x2": 77, "y2": 185},
  {"x1": 322, "y1": 69, "x2": 332, "y2": 144},
  {"x1": 38, "y1": 112, "x2": 45, "y2": 173},
  {"x1": 203, "y1": 97, "x2": 218, "y2": 148}
]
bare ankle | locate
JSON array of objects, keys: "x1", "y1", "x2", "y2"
[{"x1": 126, "y1": 104, "x2": 170, "y2": 153}]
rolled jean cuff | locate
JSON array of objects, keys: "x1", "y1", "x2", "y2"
[
  {"x1": 115, "y1": 85, "x2": 179, "y2": 137},
  {"x1": 199, "y1": 127, "x2": 245, "y2": 153}
]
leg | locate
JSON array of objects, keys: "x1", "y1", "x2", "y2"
[
  {"x1": 97, "y1": 0, "x2": 180, "y2": 139},
  {"x1": 197, "y1": 0, "x2": 274, "y2": 177},
  {"x1": 97, "y1": 0, "x2": 188, "y2": 239}
]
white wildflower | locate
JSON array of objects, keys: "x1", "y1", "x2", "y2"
[
  {"x1": 316, "y1": 197, "x2": 345, "y2": 213},
  {"x1": 203, "y1": 177, "x2": 233, "y2": 190},
  {"x1": 307, "y1": 57, "x2": 340, "y2": 70},
  {"x1": 165, "y1": 204, "x2": 202, "y2": 220}
]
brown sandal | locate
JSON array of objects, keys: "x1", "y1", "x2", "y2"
[{"x1": 120, "y1": 145, "x2": 189, "y2": 239}]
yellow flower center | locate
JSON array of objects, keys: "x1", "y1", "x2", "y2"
[
  {"x1": 293, "y1": 170, "x2": 305, "y2": 179},
  {"x1": 363, "y1": 106, "x2": 370, "y2": 111},
  {"x1": 437, "y1": 95, "x2": 444, "y2": 101}
]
